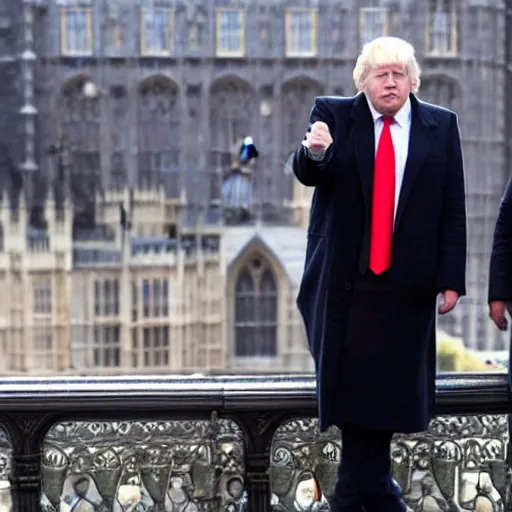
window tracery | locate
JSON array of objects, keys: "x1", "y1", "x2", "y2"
[
  {"x1": 137, "y1": 77, "x2": 180, "y2": 196},
  {"x1": 234, "y1": 256, "x2": 277, "y2": 358}
]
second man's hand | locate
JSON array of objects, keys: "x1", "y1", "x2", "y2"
[
  {"x1": 489, "y1": 300, "x2": 512, "y2": 330},
  {"x1": 305, "y1": 121, "x2": 333, "y2": 153},
  {"x1": 438, "y1": 290, "x2": 459, "y2": 315}
]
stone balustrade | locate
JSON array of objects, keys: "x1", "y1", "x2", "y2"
[{"x1": 0, "y1": 373, "x2": 506, "y2": 511}]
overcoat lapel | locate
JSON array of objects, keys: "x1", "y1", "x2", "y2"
[
  {"x1": 394, "y1": 95, "x2": 438, "y2": 230},
  {"x1": 351, "y1": 94, "x2": 375, "y2": 272},
  {"x1": 351, "y1": 93, "x2": 375, "y2": 217},
  {"x1": 350, "y1": 93, "x2": 439, "y2": 270},
  {"x1": 351, "y1": 93, "x2": 439, "y2": 217}
]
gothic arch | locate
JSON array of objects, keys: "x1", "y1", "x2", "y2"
[
  {"x1": 281, "y1": 74, "x2": 323, "y2": 92},
  {"x1": 60, "y1": 73, "x2": 97, "y2": 95},
  {"x1": 233, "y1": 253, "x2": 278, "y2": 358},
  {"x1": 209, "y1": 75, "x2": 256, "y2": 135},
  {"x1": 228, "y1": 236, "x2": 289, "y2": 361},
  {"x1": 136, "y1": 75, "x2": 181, "y2": 195},
  {"x1": 209, "y1": 76, "x2": 256, "y2": 204},
  {"x1": 418, "y1": 74, "x2": 462, "y2": 112},
  {"x1": 281, "y1": 76, "x2": 324, "y2": 157},
  {"x1": 59, "y1": 74, "x2": 101, "y2": 142},
  {"x1": 137, "y1": 74, "x2": 180, "y2": 94},
  {"x1": 228, "y1": 235, "x2": 289, "y2": 283},
  {"x1": 59, "y1": 74, "x2": 101, "y2": 228},
  {"x1": 209, "y1": 73, "x2": 253, "y2": 91}
]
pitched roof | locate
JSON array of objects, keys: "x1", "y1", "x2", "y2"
[{"x1": 223, "y1": 225, "x2": 307, "y2": 287}]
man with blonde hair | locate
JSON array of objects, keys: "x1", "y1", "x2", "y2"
[{"x1": 293, "y1": 36, "x2": 467, "y2": 511}]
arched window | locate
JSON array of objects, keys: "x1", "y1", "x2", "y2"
[
  {"x1": 281, "y1": 78, "x2": 323, "y2": 158},
  {"x1": 209, "y1": 77, "x2": 256, "y2": 205},
  {"x1": 426, "y1": 0, "x2": 458, "y2": 56},
  {"x1": 60, "y1": 76, "x2": 101, "y2": 228},
  {"x1": 234, "y1": 256, "x2": 277, "y2": 358},
  {"x1": 137, "y1": 77, "x2": 180, "y2": 196}
]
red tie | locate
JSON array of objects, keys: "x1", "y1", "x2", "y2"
[{"x1": 369, "y1": 116, "x2": 395, "y2": 275}]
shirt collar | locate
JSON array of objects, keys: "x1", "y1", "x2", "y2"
[{"x1": 364, "y1": 94, "x2": 411, "y2": 127}]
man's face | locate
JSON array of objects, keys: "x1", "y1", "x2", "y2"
[{"x1": 363, "y1": 63, "x2": 413, "y2": 116}]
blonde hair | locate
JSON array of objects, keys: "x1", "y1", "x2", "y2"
[{"x1": 352, "y1": 36, "x2": 421, "y2": 93}]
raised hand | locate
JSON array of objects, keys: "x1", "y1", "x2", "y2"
[{"x1": 305, "y1": 121, "x2": 333, "y2": 153}]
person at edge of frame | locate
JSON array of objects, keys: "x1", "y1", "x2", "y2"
[{"x1": 488, "y1": 175, "x2": 512, "y2": 363}]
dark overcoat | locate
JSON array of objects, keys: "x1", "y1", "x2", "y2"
[
  {"x1": 488, "y1": 175, "x2": 512, "y2": 378},
  {"x1": 293, "y1": 93, "x2": 467, "y2": 434}
]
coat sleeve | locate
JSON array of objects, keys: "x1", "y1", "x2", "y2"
[
  {"x1": 436, "y1": 113, "x2": 467, "y2": 296},
  {"x1": 488, "y1": 176, "x2": 512, "y2": 302},
  {"x1": 293, "y1": 97, "x2": 337, "y2": 187}
]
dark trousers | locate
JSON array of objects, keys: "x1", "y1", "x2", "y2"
[{"x1": 330, "y1": 424, "x2": 407, "y2": 512}]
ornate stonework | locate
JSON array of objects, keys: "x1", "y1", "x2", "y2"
[{"x1": 269, "y1": 415, "x2": 510, "y2": 511}]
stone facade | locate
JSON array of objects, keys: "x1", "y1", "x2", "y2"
[
  {"x1": 0, "y1": 0, "x2": 508, "y2": 374},
  {"x1": 0, "y1": 0, "x2": 23, "y2": 199}
]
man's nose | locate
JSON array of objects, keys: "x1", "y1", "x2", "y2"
[{"x1": 384, "y1": 76, "x2": 397, "y2": 87}]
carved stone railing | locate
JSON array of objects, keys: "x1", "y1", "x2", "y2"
[{"x1": 0, "y1": 373, "x2": 508, "y2": 511}]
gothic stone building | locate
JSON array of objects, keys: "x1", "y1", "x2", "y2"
[{"x1": 0, "y1": 0, "x2": 508, "y2": 375}]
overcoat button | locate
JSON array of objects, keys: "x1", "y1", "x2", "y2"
[{"x1": 344, "y1": 282, "x2": 352, "y2": 291}]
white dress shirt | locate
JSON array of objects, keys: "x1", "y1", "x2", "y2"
[
  {"x1": 366, "y1": 94, "x2": 411, "y2": 221},
  {"x1": 305, "y1": 94, "x2": 412, "y2": 222}
]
